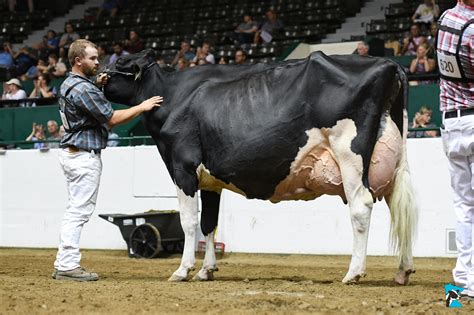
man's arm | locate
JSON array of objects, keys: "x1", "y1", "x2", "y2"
[{"x1": 108, "y1": 96, "x2": 163, "y2": 128}]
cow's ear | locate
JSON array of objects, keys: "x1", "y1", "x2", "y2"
[{"x1": 134, "y1": 49, "x2": 156, "y2": 80}]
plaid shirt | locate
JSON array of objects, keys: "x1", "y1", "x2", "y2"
[
  {"x1": 59, "y1": 73, "x2": 114, "y2": 151},
  {"x1": 438, "y1": 2, "x2": 474, "y2": 111}
]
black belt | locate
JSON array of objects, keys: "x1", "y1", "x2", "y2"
[{"x1": 445, "y1": 108, "x2": 474, "y2": 119}]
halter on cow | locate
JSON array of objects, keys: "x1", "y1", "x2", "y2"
[{"x1": 103, "y1": 49, "x2": 418, "y2": 285}]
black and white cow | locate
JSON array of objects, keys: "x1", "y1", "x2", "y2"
[{"x1": 103, "y1": 49, "x2": 417, "y2": 285}]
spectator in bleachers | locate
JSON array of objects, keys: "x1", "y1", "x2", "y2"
[
  {"x1": 46, "y1": 120, "x2": 61, "y2": 148},
  {"x1": 20, "y1": 59, "x2": 41, "y2": 81},
  {"x1": 156, "y1": 54, "x2": 165, "y2": 66},
  {"x1": 234, "y1": 48, "x2": 247, "y2": 65},
  {"x1": 218, "y1": 56, "x2": 229, "y2": 65},
  {"x1": 107, "y1": 128, "x2": 120, "y2": 147},
  {"x1": 401, "y1": 24, "x2": 427, "y2": 56},
  {"x1": 37, "y1": 54, "x2": 67, "y2": 78},
  {"x1": 408, "y1": 106, "x2": 438, "y2": 138},
  {"x1": 385, "y1": 37, "x2": 402, "y2": 56},
  {"x1": 98, "y1": 44, "x2": 110, "y2": 71},
  {"x1": 124, "y1": 30, "x2": 144, "y2": 54},
  {"x1": 8, "y1": 0, "x2": 33, "y2": 13},
  {"x1": 409, "y1": 43, "x2": 436, "y2": 81},
  {"x1": 25, "y1": 122, "x2": 46, "y2": 149},
  {"x1": 193, "y1": 41, "x2": 215, "y2": 64},
  {"x1": 233, "y1": 14, "x2": 259, "y2": 44},
  {"x1": 108, "y1": 42, "x2": 129, "y2": 65},
  {"x1": 59, "y1": 23, "x2": 80, "y2": 57},
  {"x1": 33, "y1": 30, "x2": 59, "y2": 58},
  {"x1": 177, "y1": 57, "x2": 189, "y2": 71},
  {"x1": 11, "y1": 46, "x2": 37, "y2": 77},
  {"x1": 412, "y1": 0, "x2": 440, "y2": 26},
  {"x1": 2, "y1": 78, "x2": 27, "y2": 102},
  {"x1": 426, "y1": 23, "x2": 438, "y2": 57},
  {"x1": 254, "y1": 10, "x2": 284, "y2": 44},
  {"x1": 171, "y1": 41, "x2": 195, "y2": 66},
  {"x1": 0, "y1": 42, "x2": 14, "y2": 69},
  {"x1": 29, "y1": 73, "x2": 56, "y2": 99},
  {"x1": 97, "y1": 0, "x2": 120, "y2": 19},
  {"x1": 356, "y1": 41, "x2": 370, "y2": 57}
]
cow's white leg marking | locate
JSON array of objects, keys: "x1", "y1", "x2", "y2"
[
  {"x1": 193, "y1": 230, "x2": 218, "y2": 281},
  {"x1": 329, "y1": 119, "x2": 374, "y2": 284},
  {"x1": 168, "y1": 187, "x2": 198, "y2": 281}
]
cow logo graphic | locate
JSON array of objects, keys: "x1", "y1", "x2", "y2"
[{"x1": 445, "y1": 284, "x2": 464, "y2": 308}]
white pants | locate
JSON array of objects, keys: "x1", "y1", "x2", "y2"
[
  {"x1": 54, "y1": 149, "x2": 102, "y2": 271},
  {"x1": 442, "y1": 113, "x2": 474, "y2": 290}
]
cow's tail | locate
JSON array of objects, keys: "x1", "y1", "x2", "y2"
[{"x1": 387, "y1": 65, "x2": 418, "y2": 269}]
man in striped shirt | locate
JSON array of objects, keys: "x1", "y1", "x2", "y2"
[
  {"x1": 53, "y1": 39, "x2": 163, "y2": 281},
  {"x1": 438, "y1": 0, "x2": 474, "y2": 298}
]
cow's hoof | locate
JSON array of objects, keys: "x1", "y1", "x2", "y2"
[
  {"x1": 394, "y1": 269, "x2": 414, "y2": 285},
  {"x1": 192, "y1": 269, "x2": 216, "y2": 281},
  {"x1": 168, "y1": 273, "x2": 189, "y2": 282},
  {"x1": 342, "y1": 273, "x2": 366, "y2": 284}
]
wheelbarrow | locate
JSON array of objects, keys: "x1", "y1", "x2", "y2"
[{"x1": 99, "y1": 210, "x2": 184, "y2": 259}]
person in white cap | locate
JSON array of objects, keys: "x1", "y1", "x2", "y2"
[{"x1": 2, "y1": 78, "x2": 27, "y2": 102}]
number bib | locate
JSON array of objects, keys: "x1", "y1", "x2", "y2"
[
  {"x1": 437, "y1": 52, "x2": 462, "y2": 79},
  {"x1": 59, "y1": 109, "x2": 71, "y2": 131}
]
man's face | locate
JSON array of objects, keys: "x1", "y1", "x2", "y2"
[
  {"x1": 47, "y1": 122, "x2": 58, "y2": 134},
  {"x1": 114, "y1": 45, "x2": 122, "y2": 55},
  {"x1": 410, "y1": 25, "x2": 419, "y2": 36},
  {"x1": 130, "y1": 31, "x2": 138, "y2": 41},
  {"x1": 181, "y1": 42, "x2": 190, "y2": 52},
  {"x1": 66, "y1": 24, "x2": 73, "y2": 33},
  {"x1": 235, "y1": 51, "x2": 246, "y2": 64},
  {"x1": 202, "y1": 44, "x2": 209, "y2": 54},
  {"x1": 77, "y1": 46, "x2": 99, "y2": 77},
  {"x1": 266, "y1": 11, "x2": 275, "y2": 21},
  {"x1": 357, "y1": 43, "x2": 368, "y2": 56}
]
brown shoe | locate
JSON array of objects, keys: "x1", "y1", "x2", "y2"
[{"x1": 54, "y1": 267, "x2": 99, "y2": 281}]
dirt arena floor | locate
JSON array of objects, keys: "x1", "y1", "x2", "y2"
[{"x1": 0, "y1": 248, "x2": 473, "y2": 314}]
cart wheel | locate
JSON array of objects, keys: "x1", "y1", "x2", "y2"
[{"x1": 129, "y1": 223, "x2": 161, "y2": 258}]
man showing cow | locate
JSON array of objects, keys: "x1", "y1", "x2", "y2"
[
  {"x1": 437, "y1": 0, "x2": 474, "y2": 298},
  {"x1": 52, "y1": 39, "x2": 163, "y2": 281}
]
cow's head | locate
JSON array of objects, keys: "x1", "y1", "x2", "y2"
[{"x1": 103, "y1": 49, "x2": 156, "y2": 105}]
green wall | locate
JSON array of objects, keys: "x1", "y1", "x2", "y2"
[{"x1": 0, "y1": 104, "x2": 141, "y2": 142}]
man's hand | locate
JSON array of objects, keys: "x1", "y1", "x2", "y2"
[
  {"x1": 96, "y1": 73, "x2": 109, "y2": 87},
  {"x1": 139, "y1": 96, "x2": 163, "y2": 111}
]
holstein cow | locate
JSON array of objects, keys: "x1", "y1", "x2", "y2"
[{"x1": 103, "y1": 49, "x2": 417, "y2": 285}]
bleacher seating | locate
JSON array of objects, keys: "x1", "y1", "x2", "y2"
[
  {"x1": 365, "y1": 0, "x2": 456, "y2": 41},
  {"x1": 69, "y1": 0, "x2": 352, "y2": 64}
]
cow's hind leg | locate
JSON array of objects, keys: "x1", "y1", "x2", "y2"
[
  {"x1": 329, "y1": 120, "x2": 374, "y2": 284},
  {"x1": 194, "y1": 190, "x2": 220, "y2": 281},
  {"x1": 342, "y1": 178, "x2": 374, "y2": 284},
  {"x1": 168, "y1": 187, "x2": 199, "y2": 281}
]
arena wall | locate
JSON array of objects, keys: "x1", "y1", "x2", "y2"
[{"x1": 0, "y1": 139, "x2": 457, "y2": 258}]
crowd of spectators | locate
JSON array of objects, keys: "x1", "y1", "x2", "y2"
[{"x1": 1, "y1": 5, "x2": 287, "y2": 103}]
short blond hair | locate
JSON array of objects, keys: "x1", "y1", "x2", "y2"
[
  {"x1": 418, "y1": 106, "x2": 432, "y2": 115},
  {"x1": 68, "y1": 39, "x2": 97, "y2": 66}
]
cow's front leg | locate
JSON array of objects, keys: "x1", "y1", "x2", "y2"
[
  {"x1": 168, "y1": 187, "x2": 198, "y2": 281},
  {"x1": 194, "y1": 230, "x2": 218, "y2": 281}
]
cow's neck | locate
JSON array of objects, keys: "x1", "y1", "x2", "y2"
[{"x1": 136, "y1": 67, "x2": 167, "y2": 103}]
